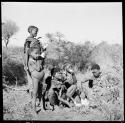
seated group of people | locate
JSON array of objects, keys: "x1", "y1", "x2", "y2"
[{"x1": 42, "y1": 63, "x2": 102, "y2": 111}]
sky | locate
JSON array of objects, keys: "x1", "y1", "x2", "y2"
[{"x1": 2, "y1": 2, "x2": 122, "y2": 47}]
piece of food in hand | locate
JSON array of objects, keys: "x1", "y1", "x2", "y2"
[
  {"x1": 41, "y1": 52, "x2": 46, "y2": 58},
  {"x1": 74, "y1": 101, "x2": 82, "y2": 107},
  {"x1": 74, "y1": 95, "x2": 82, "y2": 107},
  {"x1": 81, "y1": 98, "x2": 89, "y2": 106}
]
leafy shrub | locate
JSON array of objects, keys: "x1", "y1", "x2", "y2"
[{"x1": 2, "y1": 47, "x2": 26, "y2": 86}]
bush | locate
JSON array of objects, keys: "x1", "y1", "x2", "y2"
[{"x1": 2, "y1": 47, "x2": 26, "y2": 86}]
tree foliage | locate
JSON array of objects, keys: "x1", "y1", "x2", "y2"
[
  {"x1": 45, "y1": 33, "x2": 54, "y2": 42},
  {"x1": 45, "y1": 32, "x2": 95, "y2": 71},
  {"x1": 55, "y1": 31, "x2": 65, "y2": 42},
  {"x1": 2, "y1": 20, "x2": 19, "y2": 48}
]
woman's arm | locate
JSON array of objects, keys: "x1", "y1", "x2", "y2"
[
  {"x1": 26, "y1": 51, "x2": 29, "y2": 69},
  {"x1": 81, "y1": 72, "x2": 93, "y2": 83},
  {"x1": 72, "y1": 73, "x2": 77, "y2": 84},
  {"x1": 24, "y1": 41, "x2": 31, "y2": 69}
]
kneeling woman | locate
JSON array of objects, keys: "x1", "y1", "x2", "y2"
[{"x1": 28, "y1": 46, "x2": 45, "y2": 112}]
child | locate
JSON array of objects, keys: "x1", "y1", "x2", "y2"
[
  {"x1": 47, "y1": 67, "x2": 62, "y2": 110},
  {"x1": 28, "y1": 46, "x2": 45, "y2": 112}
]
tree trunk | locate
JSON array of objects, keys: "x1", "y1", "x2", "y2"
[
  {"x1": 6, "y1": 39, "x2": 9, "y2": 48},
  {"x1": 15, "y1": 77, "x2": 18, "y2": 87},
  {"x1": 4, "y1": 39, "x2": 9, "y2": 48}
]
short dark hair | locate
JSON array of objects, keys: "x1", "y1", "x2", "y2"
[
  {"x1": 51, "y1": 67, "x2": 61, "y2": 77},
  {"x1": 28, "y1": 46, "x2": 39, "y2": 55},
  {"x1": 28, "y1": 25, "x2": 38, "y2": 33},
  {"x1": 91, "y1": 64, "x2": 100, "y2": 70}
]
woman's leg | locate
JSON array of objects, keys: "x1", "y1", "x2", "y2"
[
  {"x1": 38, "y1": 71, "x2": 45, "y2": 108},
  {"x1": 27, "y1": 71, "x2": 33, "y2": 99},
  {"x1": 66, "y1": 84, "x2": 77, "y2": 98},
  {"x1": 32, "y1": 77, "x2": 39, "y2": 112}
]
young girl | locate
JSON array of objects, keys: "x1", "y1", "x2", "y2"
[{"x1": 28, "y1": 46, "x2": 45, "y2": 112}]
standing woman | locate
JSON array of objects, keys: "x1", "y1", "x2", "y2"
[
  {"x1": 24, "y1": 26, "x2": 40, "y2": 96},
  {"x1": 24, "y1": 25, "x2": 46, "y2": 112}
]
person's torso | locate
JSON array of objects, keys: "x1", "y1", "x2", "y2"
[
  {"x1": 28, "y1": 57, "x2": 44, "y2": 79},
  {"x1": 92, "y1": 73, "x2": 104, "y2": 88},
  {"x1": 24, "y1": 37, "x2": 42, "y2": 54},
  {"x1": 51, "y1": 77, "x2": 62, "y2": 89},
  {"x1": 64, "y1": 72, "x2": 75, "y2": 85}
]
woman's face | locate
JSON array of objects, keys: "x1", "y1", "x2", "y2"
[
  {"x1": 66, "y1": 65, "x2": 74, "y2": 74},
  {"x1": 92, "y1": 69, "x2": 100, "y2": 78},
  {"x1": 54, "y1": 72, "x2": 62, "y2": 79},
  {"x1": 31, "y1": 28, "x2": 38, "y2": 37}
]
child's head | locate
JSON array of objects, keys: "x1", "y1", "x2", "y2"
[
  {"x1": 29, "y1": 47, "x2": 40, "y2": 59},
  {"x1": 51, "y1": 67, "x2": 61, "y2": 78},
  {"x1": 28, "y1": 26, "x2": 38, "y2": 37}
]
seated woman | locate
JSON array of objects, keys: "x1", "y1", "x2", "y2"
[{"x1": 62, "y1": 63, "x2": 77, "y2": 105}]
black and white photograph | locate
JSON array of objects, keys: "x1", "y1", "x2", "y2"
[{"x1": 2, "y1": 2, "x2": 123, "y2": 121}]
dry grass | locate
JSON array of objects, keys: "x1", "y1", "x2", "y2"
[{"x1": 3, "y1": 67, "x2": 124, "y2": 121}]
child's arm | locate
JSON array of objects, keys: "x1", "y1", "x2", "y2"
[
  {"x1": 36, "y1": 60, "x2": 42, "y2": 71},
  {"x1": 26, "y1": 50, "x2": 29, "y2": 69},
  {"x1": 29, "y1": 59, "x2": 41, "y2": 72}
]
